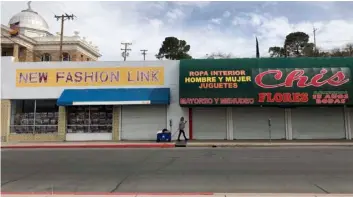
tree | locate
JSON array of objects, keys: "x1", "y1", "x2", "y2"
[
  {"x1": 268, "y1": 46, "x2": 285, "y2": 57},
  {"x1": 269, "y1": 31, "x2": 353, "y2": 58},
  {"x1": 344, "y1": 43, "x2": 353, "y2": 56},
  {"x1": 268, "y1": 32, "x2": 318, "y2": 57},
  {"x1": 284, "y1": 32, "x2": 315, "y2": 57},
  {"x1": 315, "y1": 48, "x2": 331, "y2": 57},
  {"x1": 206, "y1": 52, "x2": 233, "y2": 59},
  {"x1": 156, "y1": 37, "x2": 192, "y2": 60},
  {"x1": 302, "y1": 43, "x2": 316, "y2": 57},
  {"x1": 330, "y1": 48, "x2": 345, "y2": 57}
]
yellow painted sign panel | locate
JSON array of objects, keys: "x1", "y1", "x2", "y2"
[{"x1": 16, "y1": 67, "x2": 164, "y2": 87}]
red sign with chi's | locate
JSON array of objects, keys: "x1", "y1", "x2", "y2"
[
  {"x1": 253, "y1": 68, "x2": 351, "y2": 105},
  {"x1": 179, "y1": 63, "x2": 352, "y2": 106}
]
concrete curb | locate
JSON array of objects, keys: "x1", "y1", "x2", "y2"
[
  {"x1": 2, "y1": 193, "x2": 353, "y2": 197},
  {"x1": 0, "y1": 192, "x2": 213, "y2": 196},
  {"x1": 186, "y1": 143, "x2": 353, "y2": 148},
  {"x1": 1, "y1": 143, "x2": 175, "y2": 149}
]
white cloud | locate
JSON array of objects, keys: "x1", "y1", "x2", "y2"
[
  {"x1": 223, "y1": 11, "x2": 231, "y2": 18},
  {"x1": 166, "y1": 8, "x2": 185, "y2": 23},
  {"x1": 149, "y1": 19, "x2": 164, "y2": 29},
  {"x1": 248, "y1": 13, "x2": 266, "y2": 26},
  {"x1": 210, "y1": 18, "x2": 221, "y2": 25},
  {"x1": 249, "y1": 13, "x2": 353, "y2": 55},
  {"x1": 174, "y1": 2, "x2": 210, "y2": 8},
  {"x1": 1, "y1": 1, "x2": 353, "y2": 61},
  {"x1": 231, "y1": 16, "x2": 248, "y2": 26}
]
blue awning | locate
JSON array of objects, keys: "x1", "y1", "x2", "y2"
[{"x1": 57, "y1": 88, "x2": 170, "y2": 106}]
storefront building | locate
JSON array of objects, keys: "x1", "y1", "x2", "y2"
[
  {"x1": 179, "y1": 58, "x2": 353, "y2": 140},
  {"x1": 1, "y1": 56, "x2": 353, "y2": 142},
  {"x1": 1, "y1": 57, "x2": 188, "y2": 142}
]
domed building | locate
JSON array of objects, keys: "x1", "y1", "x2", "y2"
[
  {"x1": 1, "y1": 1, "x2": 101, "y2": 62},
  {"x1": 8, "y1": 2, "x2": 51, "y2": 37}
]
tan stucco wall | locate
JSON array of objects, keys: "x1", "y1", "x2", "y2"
[
  {"x1": 1, "y1": 100, "x2": 11, "y2": 142},
  {"x1": 8, "y1": 133, "x2": 63, "y2": 142},
  {"x1": 13, "y1": 44, "x2": 19, "y2": 62},
  {"x1": 57, "y1": 106, "x2": 67, "y2": 141},
  {"x1": 112, "y1": 106, "x2": 120, "y2": 140}
]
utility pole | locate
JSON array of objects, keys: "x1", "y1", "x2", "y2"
[
  {"x1": 140, "y1": 49, "x2": 148, "y2": 61},
  {"x1": 121, "y1": 42, "x2": 132, "y2": 61},
  {"x1": 313, "y1": 27, "x2": 318, "y2": 56},
  {"x1": 55, "y1": 13, "x2": 76, "y2": 61}
]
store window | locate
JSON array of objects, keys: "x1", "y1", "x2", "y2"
[
  {"x1": 10, "y1": 100, "x2": 59, "y2": 134},
  {"x1": 67, "y1": 106, "x2": 113, "y2": 133},
  {"x1": 62, "y1": 52, "x2": 71, "y2": 61},
  {"x1": 41, "y1": 53, "x2": 51, "y2": 61}
]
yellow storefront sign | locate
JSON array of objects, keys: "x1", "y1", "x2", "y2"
[{"x1": 16, "y1": 67, "x2": 164, "y2": 87}]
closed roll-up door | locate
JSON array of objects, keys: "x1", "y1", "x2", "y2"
[
  {"x1": 193, "y1": 108, "x2": 227, "y2": 140},
  {"x1": 233, "y1": 107, "x2": 286, "y2": 139},
  {"x1": 121, "y1": 105, "x2": 167, "y2": 140},
  {"x1": 292, "y1": 107, "x2": 345, "y2": 139}
]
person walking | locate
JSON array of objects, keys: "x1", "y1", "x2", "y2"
[{"x1": 177, "y1": 117, "x2": 188, "y2": 141}]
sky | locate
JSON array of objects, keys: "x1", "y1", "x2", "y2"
[{"x1": 1, "y1": 1, "x2": 353, "y2": 61}]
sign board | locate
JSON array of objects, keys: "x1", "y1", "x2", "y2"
[
  {"x1": 179, "y1": 58, "x2": 353, "y2": 106},
  {"x1": 16, "y1": 67, "x2": 164, "y2": 87}
]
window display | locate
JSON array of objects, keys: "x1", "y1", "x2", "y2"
[
  {"x1": 10, "y1": 100, "x2": 59, "y2": 134},
  {"x1": 67, "y1": 106, "x2": 113, "y2": 133}
]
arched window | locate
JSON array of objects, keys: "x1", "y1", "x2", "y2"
[
  {"x1": 41, "y1": 53, "x2": 51, "y2": 61},
  {"x1": 62, "y1": 52, "x2": 71, "y2": 61}
]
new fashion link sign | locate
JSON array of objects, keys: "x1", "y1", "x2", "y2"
[
  {"x1": 179, "y1": 58, "x2": 353, "y2": 106},
  {"x1": 16, "y1": 67, "x2": 164, "y2": 87}
]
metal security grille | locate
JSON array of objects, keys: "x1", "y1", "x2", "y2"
[
  {"x1": 233, "y1": 107, "x2": 286, "y2": 140},
  {"x1": 121, "y1": 105, "x2": 167, "y2": 140},
  {"x1": 10, "y1": 100, "x2": 58, "y2": 134},
  {"x1": 292, "y1": 107, "x2": 346, "y2": 139},
  {"x1": 66, "y1": 106, "x2": 113, "y2": 133},
  {"x1": 192, "y1": 107, "x2": 227, "y2": 140}
]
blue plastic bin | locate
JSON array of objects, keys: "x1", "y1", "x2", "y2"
[{"x1": 156, "y1": 132, "x2": 171, "y2": 142}]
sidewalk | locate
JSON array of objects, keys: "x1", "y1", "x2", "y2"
[
  {"x1": 2, "y1": 192, "x2": 353, "y2": 197},
  {"x1": 1, "y1": 141, "x2": 175, "y2": 149},
  {"x1": 185, "y1": 140, "x2": 353, "y2": 147},
  {"x1": 1, "y1": 140, "x2": 353, "y2": 149}
]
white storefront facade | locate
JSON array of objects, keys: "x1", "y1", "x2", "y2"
[{"x1": 1, "y1": 57, "x2": 188, "y2": 142}]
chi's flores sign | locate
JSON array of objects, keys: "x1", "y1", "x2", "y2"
[{"x1": 179, "y1": 64, "x2": 352, "y2": 106}]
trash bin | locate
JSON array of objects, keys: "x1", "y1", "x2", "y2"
[{"x1": 156, "y1": 129, "x2": 171, "y2": 142}]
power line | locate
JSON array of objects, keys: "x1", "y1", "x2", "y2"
[
  {"x1": 121, "y1": 42, "x2": 132, "y2": 61},
  {"x1": 140, "y1": 49, "x2": 148, "y2": 61},
  {"x1": 313, "y1": 27, "x2": 318, "y2": 49},
  {"x1": 54, "y1": 13, "x2": 76, "y2": 61},
  {"x1": 318, "y1": 39, "x2": 353, "y2": 43},
  {"x1": 313, "y1": 27, "x2": 318, "y2": 56}
]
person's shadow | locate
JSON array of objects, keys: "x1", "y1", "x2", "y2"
[{"x1": 175, "y1": 140, "x2": 187, "y2": 147}]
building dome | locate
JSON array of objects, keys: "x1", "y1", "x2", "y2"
[{"x1": 8, "y1": 1, "x2": 49, "y2": 32}]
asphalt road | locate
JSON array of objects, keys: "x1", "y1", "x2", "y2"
[{"x1": 1, "y1": 147, "x2": 353, "y2": 193}]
